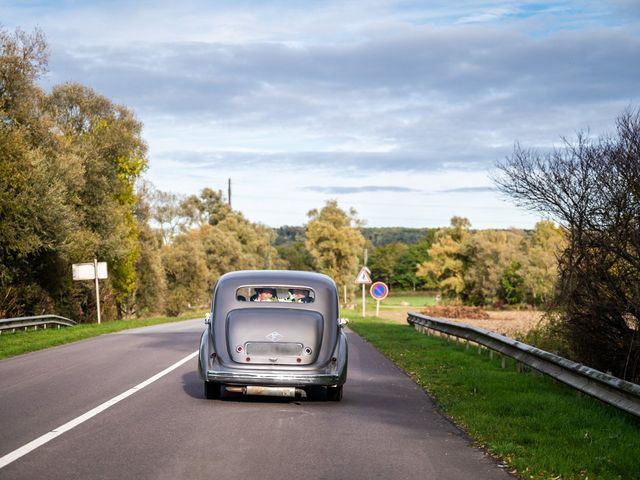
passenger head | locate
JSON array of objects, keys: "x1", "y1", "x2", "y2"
[
  {"x1": 289, "y1": 288, "x2": 309, "y2": 302},
  {"x1": 256, "y1": 288, "x2": 275, "y2": 301}
]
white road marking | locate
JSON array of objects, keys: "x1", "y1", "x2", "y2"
[{"x1": 0, "y1": 350, "x2": 199, "y2": 470}]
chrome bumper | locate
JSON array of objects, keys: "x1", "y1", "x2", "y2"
[{"x1": 204, "y1": 369, "x2": 343, "y2": 386}]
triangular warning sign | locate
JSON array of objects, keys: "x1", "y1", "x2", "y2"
[{"x1": 356, "y1": 267, "x2": 372, "y2": 284}]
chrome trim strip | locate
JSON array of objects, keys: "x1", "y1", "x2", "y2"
[{"x1": 205, "y1": 369, "x2": 342, "y2": 386}]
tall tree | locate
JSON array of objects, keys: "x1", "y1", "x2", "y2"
[
  {"x1": 276, "y1": 241, "x2": 316, "y2": 271},
  {"x1": 305, "y1": 200, "x2": 366, "y2": 300},
  {"x1": 183, "y1": 188, "x2": 282, "y2": 273},
  {"x1": 161, "y1": 231, "x2": 209, "y2": 316},
  {"x1": 495, "y1": 109, "x2": 640, "y2": 381},
  {"x1": 46, "y1": 83, "x2": 148, "y2": 317},
  {"x1": 368, "y1": 243, "x2": 409, "y2": 288},
  {"x1": 150, "y1": 188, "x2": 189, "y2": 245},
  {"x1": 133, "y1": 182, "x2": 166, "y2": 315},
  {"x1": 158, "y1": 187, "x2": 285, "y2": 309},
  {"x1": 0, "y1": 27, "x2": 83, "y2": 317},
  {"x1": 0, "y1": 28, "x2": 48, "y2": 130},
  {"x1": 416, "y1": 216, "x2": 470, "y2": 300},
  {"x1": 181, "y1": 188, "x2": 232, "y2": 228},
  {"x1": 522, "y1": 220, "x2": 565, "y2": 305},
  {"x1": 464, "y1": 229, "x2": 526, "y2": 305}
]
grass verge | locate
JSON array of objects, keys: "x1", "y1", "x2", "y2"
[
  {"x1": 345, "y1": 311, "x2": 640, "y2": 480},
  {"x1": 0, "y1": 311, "x2": 206, "y2": 360}
]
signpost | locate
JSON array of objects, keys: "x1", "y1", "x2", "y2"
[
  {"x1": 355, "y1": 266, "x2": 372, "y2": 317},
  {"x1": 72, "y1": 259, "x2": 108, "y2": 324},
  {"x1": 370, "y1": 281, "x2": 389, "y2": 317}
]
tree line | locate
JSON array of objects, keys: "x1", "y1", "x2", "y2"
[
  {"x1": 366, "y1": 219, "x2": 561, "y2": 305},
  {"x1": 140, "y1": 192, "x2": 365, "y2": 315}
]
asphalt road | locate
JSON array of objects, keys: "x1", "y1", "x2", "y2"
[{"x1": 0, "y1": 319, "x2": 514, "y2": 480}]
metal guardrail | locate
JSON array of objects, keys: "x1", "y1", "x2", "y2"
[
  {"x1": 0, "y1": 315, "x2": 77, "y2": 333},
  {"x1": 407, "y1": 312, "x2": 640, "y2": 418}
]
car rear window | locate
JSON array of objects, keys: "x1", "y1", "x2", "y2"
[{"x1": 235, "y1": 286, "x2": 315, "y2": 303}]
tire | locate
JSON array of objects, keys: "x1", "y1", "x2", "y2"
[
  {"x1": 204, "y1": 381, "x2": 221, "y2": 399},
  {"x1": 326, "y1": 385, "x2": 343, "y2": 402}
]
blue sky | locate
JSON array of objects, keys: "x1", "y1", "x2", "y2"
[{"x1": 2, "y1": 1, "x2": 639, "y2": 228}]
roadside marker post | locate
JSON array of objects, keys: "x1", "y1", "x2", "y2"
[{"x1": 370, "y1": 281, "x2": 389, "y2": 317}]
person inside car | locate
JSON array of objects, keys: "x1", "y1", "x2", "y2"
[
  {"x1": 250, "y1": 288, "x2": 277, "y2": 302},
  {"x1": 287, "y1": 288, "x2": 311, "y2": 303}
]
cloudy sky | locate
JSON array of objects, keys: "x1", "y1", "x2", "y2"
[{"x1": 3, "y1": 1, "x2": 639, "y2": 228}]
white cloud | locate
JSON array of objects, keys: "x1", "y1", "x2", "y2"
[{"x1": 3, "y1": 0, "x2": 639, "y2": 227}]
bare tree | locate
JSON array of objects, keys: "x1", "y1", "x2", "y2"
[
  {"x1": 148, "y1": 187, "x2": 189, "y2": 245},
  {"x1": 494, "y1": 109, "x2": 640, "y2": 381}
]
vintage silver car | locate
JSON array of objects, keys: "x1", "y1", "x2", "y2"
[{"x1": 198, "y1": 270, "x2": 348, "y2": 401}]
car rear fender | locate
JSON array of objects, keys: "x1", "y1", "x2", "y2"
[{"x1": 198, "y1": 327, "x2": 215, "y2": 380}]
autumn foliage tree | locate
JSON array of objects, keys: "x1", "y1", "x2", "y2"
[
  {"x1": 415, "y1": 217, "x2": 563, "y2": 306},
  {"x1": 495, "y1": 109, "x2": 640, "y2": 382},
  {"x1": 46, "y1": 83, "x2": 148, "y2": 317},
  {"x1": 0, "y1": 27, "x2": 147, "y2": 320},
  {"x1": 305, "y1": 200, "x2": 366, "y2": 301},
  {"x1": 417, "y1": 216, "x2": 470, "y2": 299},
  {"x1": 153, "y1": 187, "x2": 285, "y2": 315}
]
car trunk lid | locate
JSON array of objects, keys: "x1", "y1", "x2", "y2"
[{"x1": 226, "y1": 308, "x2": 323, "y2": 365}]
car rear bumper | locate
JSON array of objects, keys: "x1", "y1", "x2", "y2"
[{"x1": 203, "y1": 369, "x2": 344, "y2": 386}]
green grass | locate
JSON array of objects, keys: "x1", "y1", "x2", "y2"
[
  {"x1": 356, "y1": 292, "x2": 436, "y2": 307},
  {"x1": 0, "y1": 311, "x2": 206, "y2": 360},
  {"x1": 345, "y1": 311, "x2": 640, "y2": 480}
]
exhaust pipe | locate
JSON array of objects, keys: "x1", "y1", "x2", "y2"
[{"x1": 225, "y1": 386, "x2": 307, "y2": 398}]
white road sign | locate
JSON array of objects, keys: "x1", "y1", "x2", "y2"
[
  {"x1": 355, "y1": 267, "x2": 372, "y2": 284},
  {"x1": 72, "y1": 260, "x2": 108, "y2": 324},
  {"x1": 72, "y1": 262, "x2": 108, "y2": 281}
]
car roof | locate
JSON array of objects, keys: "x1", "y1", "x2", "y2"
[
  {"x1": 216, "y1": 269, "x2": 335, "y2": 290},
  {"x1": 211, "y1": 270, "x2": 338, "y2": 318}
]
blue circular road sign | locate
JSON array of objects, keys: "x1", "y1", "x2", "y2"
[{"x1": 370, "y1": 281, "x2": 389, "y2": 300}]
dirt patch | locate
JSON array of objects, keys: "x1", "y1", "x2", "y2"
[
  {"x1": 419, "y1": 306, "x2": 490, "y2": 320},
  {"x1": 377, "y1": 306, "x2": 543, "y2": 337}
]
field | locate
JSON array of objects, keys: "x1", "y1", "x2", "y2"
[
  {"x1": 377, "y1": 306, "x2": 543, "y2": 337},
  {"x1": 358, "y1": 292, "x2": 543, "y2": 338}
]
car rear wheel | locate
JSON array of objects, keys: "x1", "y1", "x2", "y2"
[
  {"x1": 204, "y1": 381, "x2": 221, "y2": 399},
  {"x1": 326, "y1": 385, "x2": 343, "y2": 401}
]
